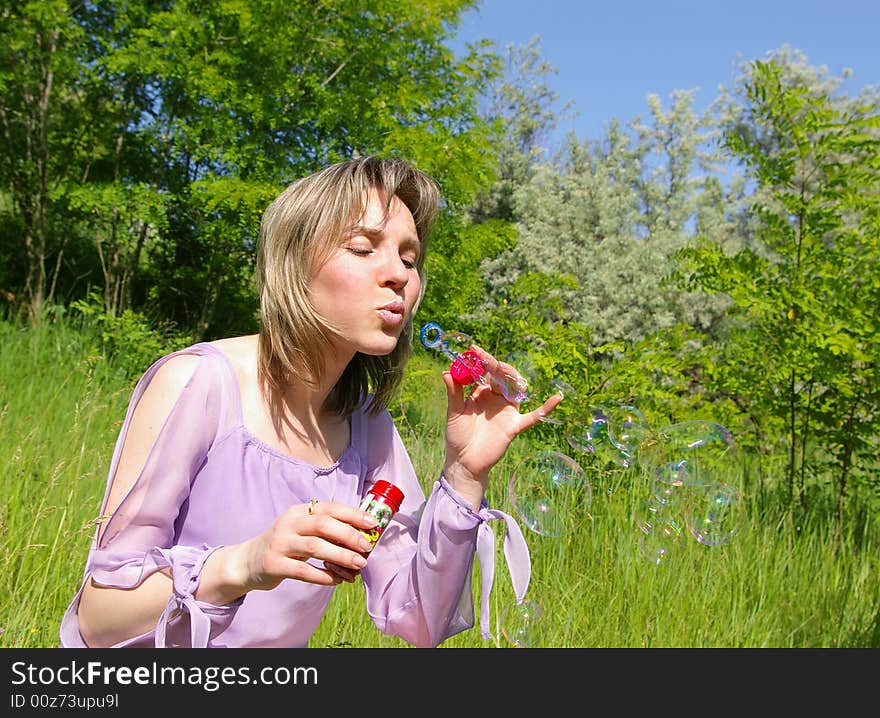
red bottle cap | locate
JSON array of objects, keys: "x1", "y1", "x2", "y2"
[
  {"x1": 450, "y1": 349, "x2": 485, "y2": 386},
  {"x1": 368, "y1": 480, "x2": 405, "y2": 513}
]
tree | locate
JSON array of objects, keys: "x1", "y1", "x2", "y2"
[
  {"x1": 678, "y1": 57, "x2": 880, "y2": 526},
  {"x1": 1, "y1": 1, "x2": 502, "y2": 338},
  {"x1": 420, "y1": 35, "x2": 569, "y2": 340},
  {"x1": 484, "y1": 89, "x2": 728, "y2": 348},
  {"x1": 0, "y1": 0, "x2": 90, "y2": 318}
]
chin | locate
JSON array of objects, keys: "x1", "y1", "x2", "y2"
[
  {"x1": 359, "y1": 336, "x2": 401, "y2": 357},
  {"x1": 351, "y1": 322, "x2": 408, "y2": 356}
]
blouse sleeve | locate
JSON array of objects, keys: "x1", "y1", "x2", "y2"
[
  {"x1": 60, "y1": 347, "x2": 243, "y2": 648},
  {"x1": 359, "y1": 410, "x2": 532, "y2": 648}
]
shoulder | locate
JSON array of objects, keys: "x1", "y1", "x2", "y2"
[
  {"x1": 149, "y1": 353, "x2": 201, "y2": 393},
  {"x1": 129, "y1": 348, "x2": 213, "y2": 429},
  {"x1": 133, "y1": 339, "x2": 246, "y2": 417},
  {"x1": 207, "y1": 335, "x2": 258, "y2": 386}
]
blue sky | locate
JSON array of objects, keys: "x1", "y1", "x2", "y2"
[{"x1": 450, "y1": 0, "x2": 879, "y2": 151}]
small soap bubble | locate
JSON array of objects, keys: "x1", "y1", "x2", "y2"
[
  {"x1": 649, "y1": 479, "x2": 679, "y2": 512},
  {"x1": 508, "y1": 450, "x2": 591, "y2": 537},
  {"x1": 501, "y1": 599, "x2": 545, "y2": 648},
  {"x1": 566, "y1": 405, "x2": 609, "y2": 454},
  {"x1": 566, "y1": 405, "x2": 634, "y2": 468},
  {"x1": 684, "y1": 482, "x2": 745, "y2": 546},
  {"x1": 419, "y1": 322, "x2": 529, "y2": 404},
  {"x1": 538, "y1": 378, "x2": 579, "y2": 426},
  {"x1": 419, "y1": 322, "x2": 477, "y2": 362},
  {"x1": 605, "y1": 404, "x2": 651, "y2": 459},
  {"x1": 654, "y1": 459, "x2": 690, "y2": 487},
  {"x1": 637, "y1": 515, "x2": 683, "y2": 565},
  {"x1": 503, "y1": 350, "x2": 538, "y2": 386}
]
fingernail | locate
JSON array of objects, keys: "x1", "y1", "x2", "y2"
[
  {"x1": 359, "y1": 537, "x2": 374, "y2": 552},
  {"x1": 353, "y1": 555, "x2": 367, "y2": 568}
]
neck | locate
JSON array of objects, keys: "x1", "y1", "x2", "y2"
[{"x1": 263, "y1": 350, "x2": 353, "y2": 434}]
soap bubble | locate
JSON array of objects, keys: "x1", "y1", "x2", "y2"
[
  {"x1": 649, "y1": 478, "x2": 680, "y2": 513},
  {"x1": 644, "y1": 421, "x2": 735, "y2": 486},
  {"x1": 419, "y1": 322, "x2": 528, "y2": 403},
  {"x1": 536, "y1": 378, "x2": 579, "y2": 426},
  {"x1": 636, "y1": 514, "x2": 683, "y2": 565},
  {"x1": 684, "y1": 482, "x2": 745, "y2": 546},
  {"x1": 566, "y1": 404, "x2": 609, "y2": 454},
  {"x1": 507, "y1": 356, "x2": 579, "y2": 426},
  {"x1": 508, "y1": 450, "x2": 591, "y2": 537},
  {"x1": 501, "y1": 599, "x2": 545, "y2": 648},
  {"x1": 419, "y1": 322, "x2": 474, "y2": 358},
  {"x1": 654, "y1": 458, "x2": 690, "y2": 487},
  {"x1": 604, "y1": 404, "x2": 651, "y2": 461},
  {"x1": 567, "y1": 405, "x2": 634, "y2": 468},
  {"x1": 503, "y1": 350, "x2": 537, "y2": 380}
]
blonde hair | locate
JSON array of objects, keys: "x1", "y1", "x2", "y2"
[{"x1": 256, "y1": 156, "x2": 440, "y2": 416}]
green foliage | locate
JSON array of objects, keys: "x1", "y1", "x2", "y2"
[
  {"x1": 69, "y1": 291, "x2": 194, "y2": 377},
  {"x1": 480, "y1": 91, "x2": 733, "y2": 350},
  {"x1": 421, "y1": 217, "x2": 517, "y2": 332},
  {"x1": 467, "y1": 36, "x2": 571, "y2": 223},
  {"x1": 99, "y1": 0, "x2": 500, "y2": 336},
  {"x1": 0, "y1": 0, "x2": 501, "y2": 337},
  {"x1": 677, "y1": 59, "x2": 880, "y2": 521}
]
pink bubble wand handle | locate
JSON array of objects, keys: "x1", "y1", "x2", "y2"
[{"x1": 419, "y1": 321, "x2": 529, "y2": 404}]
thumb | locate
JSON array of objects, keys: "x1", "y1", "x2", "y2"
[{"x1": 442, "y1": 370, "x2": 466, "y2": 416}]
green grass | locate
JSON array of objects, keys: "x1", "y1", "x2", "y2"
[{"x1": 2, "y1": 317, "x2": 878, "y2": 648}]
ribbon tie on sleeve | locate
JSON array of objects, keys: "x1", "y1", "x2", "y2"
[
  {"x1": 475, "y1": 506, "x2": 531, "y2": 640},
  {"x1": 153, "y1": 545, "x2": 216, "y2": 648}
]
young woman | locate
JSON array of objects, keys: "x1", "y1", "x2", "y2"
[{"x1": 59, "y1": 156, "x2": 561, "y2": 648}]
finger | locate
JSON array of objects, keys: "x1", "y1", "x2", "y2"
[
  {"x1": 279, "y1": 559, "x2": 344, "y2": 587},
  {"x1": 442, "y1": 369, "x2": 466, "y2": 415},
  {"x1": 325, "y1": 561, "x2": 360, "y2": 583},
  {"x1": 304, "y1": 514, "x2": 375, "y2": 558},
  {"x1": 290, "y1": 530, "x2": 370, "y2": 571},
  {"x1": 468, "y1": 344, "x2": 500, "y2": 374},
  {"x1": 304, "y1": 500, "x2": 380, "y2": 532},
  {"x1": 519, "y1": 392, "x2": 565, "y2": 431}
]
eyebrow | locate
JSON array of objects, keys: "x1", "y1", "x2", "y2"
[{"x1": 349, "y1": 223, "x2": 422, "y2": 251}]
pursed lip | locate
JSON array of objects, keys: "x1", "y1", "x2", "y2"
[
  {"x1": 378, "y1": 300, "x2": 405, "y2": 315},
  {"x1": 377, "y1": 300, "x2": 406, "y2": 328}
]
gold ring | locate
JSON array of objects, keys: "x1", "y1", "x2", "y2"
[{"x1": 307, "y1": 498, "x2": 318, "y2": 515}]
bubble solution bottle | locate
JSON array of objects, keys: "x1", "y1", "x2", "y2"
[{"x1": 359, "y1": 480, "x2": 404, "y2": 552}]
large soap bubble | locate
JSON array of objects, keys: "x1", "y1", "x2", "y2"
[
  {"x1": 604, "y1": 404, "x2": 651, "y2": 461},
  {"x1": 644, "y1": 420, "x2": 736, "y2": 487},
  {"x1": 508, "y1": 450, "x2": 591, "y2": 537}
]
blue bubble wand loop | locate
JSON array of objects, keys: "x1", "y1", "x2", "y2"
[{"x1": 419, "y1": 321, "x2": 529, "y2": 404}]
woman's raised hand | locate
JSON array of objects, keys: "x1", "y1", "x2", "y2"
[{"x1": 441, "y1": 345, "x2": 562, "y2": 508}]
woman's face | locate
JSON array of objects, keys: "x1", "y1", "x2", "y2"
[{"x1": 309, "y1": 188, "x2": 422, "y2": 358}]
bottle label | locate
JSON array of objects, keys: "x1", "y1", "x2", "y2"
[{"x1": 359, "y1": 496, "x2": 395, "y2": 551}]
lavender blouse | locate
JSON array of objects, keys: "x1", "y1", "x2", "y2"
[{"x1": 59, "y1": 343, "x2": 530, "y2": 648}]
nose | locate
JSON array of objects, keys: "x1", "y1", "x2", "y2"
[{"x1": 380, "y1": 251, "x2": 410, "y2": 289}]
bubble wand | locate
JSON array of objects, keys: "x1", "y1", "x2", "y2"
[{"x1": 419, "y1": 321, "x2": 529, "y2": 404}]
